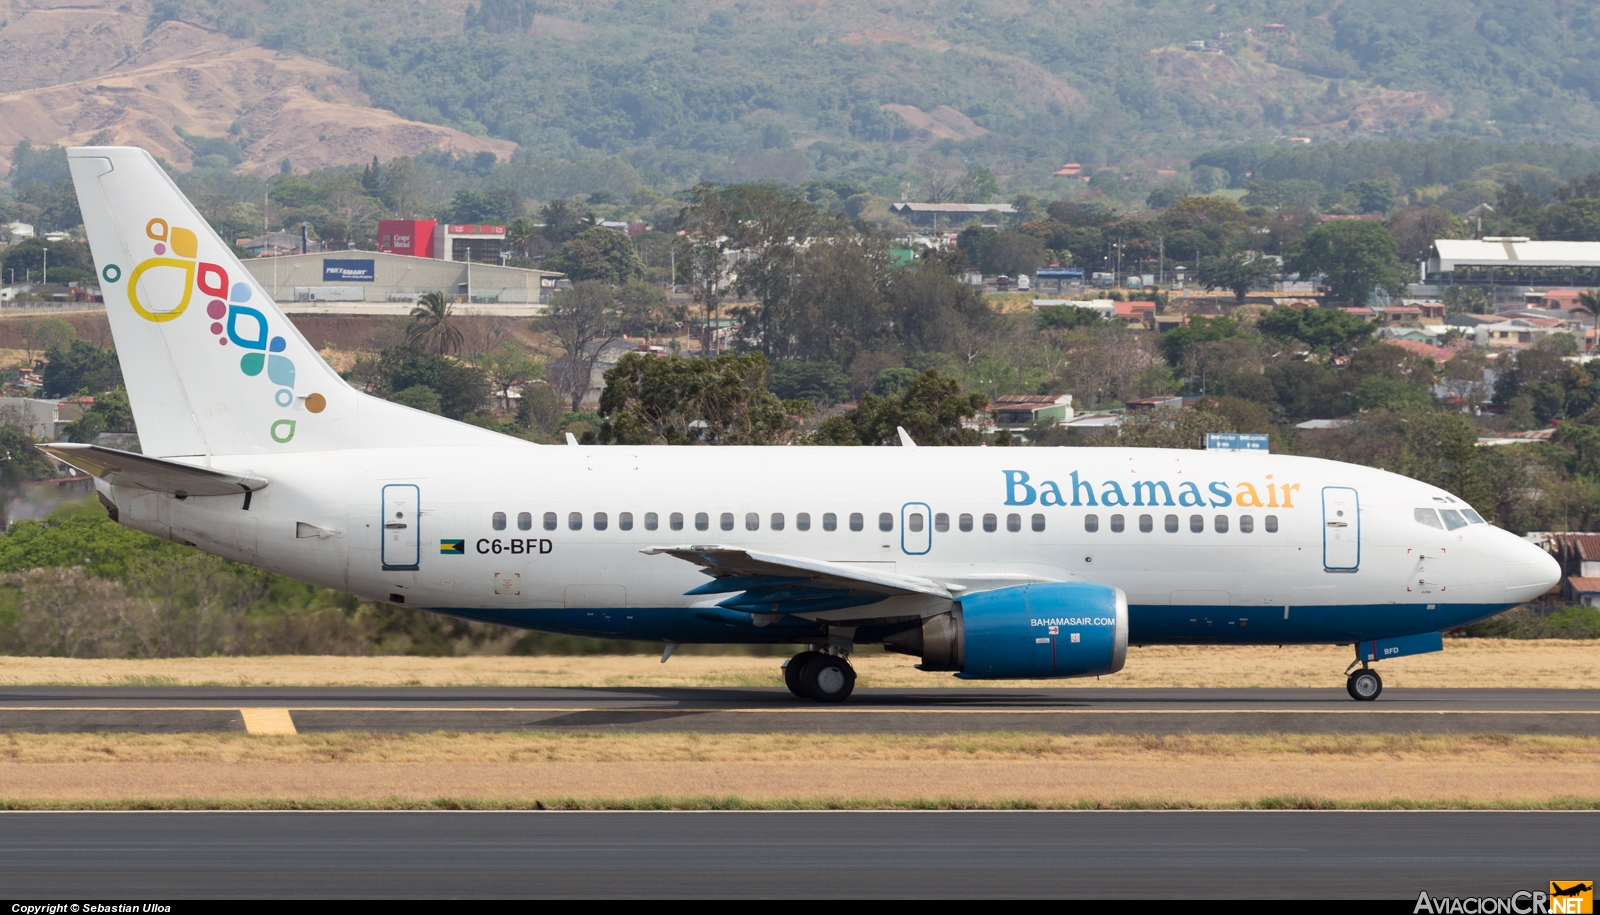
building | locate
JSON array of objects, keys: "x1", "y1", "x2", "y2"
[
  {"x1": 987, "y1": 394, "x2": 1073, "y2": 431},
  {"x1": 1475, "y1": 317, "x2": 1570, "y2": 349},
  {"x1": 0, "y1": 397, "x2": 87, "y2": 439},
  {"x1": 1540, "y1": 533, "x2": 1600, "y2": 605},
  {"x1": 1429, "y1": 238, "x2": 1600, "y2": 287},
  {"x1": 889, "y1": 203, "x2": 1016, "y2": 226},
  {"x1": 3, "y1": 222, "x2": 34, "y2": 242},
  {"x1": 238, "y1": 251, "x2": 562, "y2": 311},
  {"x1": 435, "y1": 224, "x2": 507, "y2": 263},
  {"x1": 236, "y1": 232, "x2": 316, "y2": 257},
  {"x1": 377, "y1": 220, "x2": 437, "y2": 258}
]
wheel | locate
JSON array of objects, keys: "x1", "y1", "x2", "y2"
[
  {"x1": 783, "y1": 651, "x2": 821, "y2": 698},
  {"x1": 799, "y1": 654, "x2": 856, "y2": 703},
  {"x1": 1347, "y1": 669, "x2": 1383, "y2": 701}
]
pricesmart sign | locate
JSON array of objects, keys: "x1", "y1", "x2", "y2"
[{"x1": 322, "y1": 259, "x2": 376, "y2": 282}]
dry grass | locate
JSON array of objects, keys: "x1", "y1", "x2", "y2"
[
  {"x1": 2, "y1": 640, "x2": 1597, "y2": 689},
  {"x1": 1, "y1": 732, "x2": 1595, "y2": 808}
]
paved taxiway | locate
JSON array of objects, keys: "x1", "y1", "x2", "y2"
[
  {"x1": 1, "y1": 810, "x2": 1593, "y2": 897},
  {"x1": 2, "y1": 686, "x2": 1598, "y2": 734}
]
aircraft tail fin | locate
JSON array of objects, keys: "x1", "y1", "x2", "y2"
[{"x1": 66, "y1": 147, "x2": 505, "y2": 457}]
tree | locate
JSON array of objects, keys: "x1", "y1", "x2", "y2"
[
  {"x1": 813, "y1": 370, "x2": 991, "y2": 446},
  {"x1": 1256, "y1": 306, "x2": 1375, "y2": 353},
  {"x1": 471, "y1": 343, "x2": 545, "y2": 411},
  {"x1": 20, "y1": 317, "x2": 75, "y2": 365},
  {"x1": 39, "y1": 340, "x2": 122, "y2": 398},
  {"x1": 1195, "y1": 252, "x2": 1276, "y2": 304},
  {"x1": 769, "y1": 361, "x2": 850, "y2": 404},
  {"x1": 981, "y1": 231, "x2": 1048, "y2": 277},
  {"x1": 406, "y1": 292, "x2": 464, "y2": 355},
  {"x1": 1388, "y1": 206, "x2": 1465, "y2": 263},
  {"x1": 1345, "y1": 179, "x2": 1398, "y2": 215},
  {"x1": 598, "y1": 352, "x2": 806, "y2": 445},
  {"x1": 1581, "y1": 290, "x2": 1600, "y2": 353},
  {"x1": 1036, "y1": 305, "x2": 1104, "y2": 330},
  {"x1": 1159, "y1": 316, "x2": 1246, "y2": 367},
  {"x1": 539, "y1": 281, "x2": 643, "y2": 412},
  {"x1": 1285, "y1": 220, "x2": 1406, "y2": 306},
  {"x1": 551, "y1": 226, "x2": 644, "y2": 284}
]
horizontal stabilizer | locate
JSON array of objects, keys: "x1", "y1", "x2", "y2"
[
  {"x1": 643, "y1": 545, "x2": 953, "y2": 613},
  {"x1": 38, "y1": 443, "x2": 267, "y2": 497}
]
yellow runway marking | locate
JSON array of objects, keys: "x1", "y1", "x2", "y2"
[{"x1": 239, "y1": 708, "x2": 297, "y2": 735}]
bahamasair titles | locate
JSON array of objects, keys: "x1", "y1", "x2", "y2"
[{"x1": 49, "y1": 147, "x2": 1560, "y2": 703}]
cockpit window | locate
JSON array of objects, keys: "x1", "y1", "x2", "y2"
[
  {"x1": 1439, "y1": 509, "x2": 1468, "y2": 531},
  {"x1": 1461, "y1": 508, "x2": 1486, "y2": 524},
  {"x1": 1414, "y1": 508, "x2": 1443, "y2": 529}
]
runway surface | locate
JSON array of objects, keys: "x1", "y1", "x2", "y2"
[
  {"x1": 0, "y1": 810, "x2": 1592, "y2": 897},
  {"x1": 1, "y1": 686, "x2": 1598, "y2": 734}
]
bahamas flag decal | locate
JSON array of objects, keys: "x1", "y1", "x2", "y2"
[{"x1": 440, "y1": 539, "x2": 465, "y2": 555}]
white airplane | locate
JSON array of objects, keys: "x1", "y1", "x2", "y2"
[{"x1": 49, "y1": 147, "x2": 1560, "y2": 703}]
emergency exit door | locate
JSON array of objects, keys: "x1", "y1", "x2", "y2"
[
  {"x1": 382, "y1": 484, "x2": 420, "y2": 570},
  {"x1": 1322, "y1": 486, "x2": 1360, "y2": 572}
]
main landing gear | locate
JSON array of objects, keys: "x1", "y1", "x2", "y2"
[
  {"x1": 783, "y1": 648, "x2": 857, "y2": 703},
  {"x1": 1345, "y1": 662, "x2": 1383, "y2": 701}
]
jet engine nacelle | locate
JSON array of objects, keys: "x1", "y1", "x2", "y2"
[{"x1": 884, "y1": 582, "x2": 1128, "y2": 679}]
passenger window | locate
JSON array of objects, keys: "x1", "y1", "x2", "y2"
[
  {"x1": 492, "y1": 511, "x2": 506, "y2": 531},
  {"x1": 908, "y1": 513, "x2": 925, "y2": 533},
  {"x1": 1006, "y1": 513, "x2": 1021, "y2": 532},
  {"x1": 644, "y1": 512, "x2": 659, "y2": 531},
  {"x1": 694, "y1": 512, "x2": 709, "y2": 531},
  {"x1": 1461, "y1": 508, "x2": 1486, "y2": 524},
  {"x1": 771, "y1": 513, "x2": 785, "y2": 531},
  {"x1": 1214, "y1": 514, "x2": 1228, "y2": 533},
  {"x1": 935, "y1": 513, "x2": 949, "y2": 532},
  {"x1": 1439, "y1": 509, "x2": 1468, "y2": 531},
  {"x1": 1109, "y1": 514, "x2": 1124, "y2": 533},
  {"x1": 796, "y1": 513, "x2": 811, "y2": 531},
  {"x1": 1032, "y1": 513, "x2": 1046, "y2": 532},
  {"x1": 720, "y1": 512, "x2": 735, "y2": 531},
  {"x1": 745, "y1": 512, "x2": 759, "y2": 531},
  {"x1": 879, "y1": 512, "x2": 893, "y2": 532},
  {"x1": 619, "y1": 512, "x2": 633, "y2": 531},
  {"x1": 1414, "y1": 508, "x2": 1443, "y2": 529},
  {"x1": 823, "y1": 512, "x2": 837, "y2": 531},
  {"x1": 1084, "y1": 514, "x2": 1099, "y2": 533},
  {"x1": 568, "y1": 511, "x2": 583, "y2": 531},
  {"x1": 959, "y1": 513, "x2": 973, "y2": 532},
  {"x1": 1190, "y1": 514, "x2": 1203, "y2": 533},
  {"x1": 982, "y1": 513, "x2": 997, "y2": 532},
  {"x1": 594, "y1": 512, "x2": 608, "y2": 531},
  {"x1": 849, "y1": 512, "x2": 864, "y2": 532},
  {"x1": 543, "y1": 511, "x2": 557, "y2": 531},
  {"x1": 1139, "y1": 514, "x2": 1153, "y2": 533},
  {"x1": 1265, "y1": 515, "x2": 1279, "y2": 533},
  {"x1": 517, "y1": 511, "x2": 531, "y2": 531},
  {"x1": 1239, "y1": 514, "x2": 1254, "y2": 533},
  {"x1": 1165, "y1": 514, "x2": 1179, "y2": 533},
  {"x1": 670, "y1": 512, "x2": 684, "y2": 531}
]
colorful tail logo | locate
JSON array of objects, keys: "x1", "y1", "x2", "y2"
[{"x1": 99, "y1": 217, "x2": 327, "y2": 444}]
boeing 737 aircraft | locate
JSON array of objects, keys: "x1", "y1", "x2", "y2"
[{"x1": 47, "y1": 147, "x2": 1561, "y2": 703}]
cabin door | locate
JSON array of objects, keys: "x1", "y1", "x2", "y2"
[
  {"x1": 382, "y1": 484, "x2": 421, "y2": 570},
  {"x1": 1322, "y1": 486, "x2": 1360, "y2": 572},
  {"x1": 901, "y1": 502, "x2": 932, "y2": 555}
]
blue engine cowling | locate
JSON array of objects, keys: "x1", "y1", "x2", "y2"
[{"x1": 885, "y1": 582, "x2": 1128, "y2": 679}]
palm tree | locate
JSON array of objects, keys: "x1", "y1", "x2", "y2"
[
  {"x1": 407, "y1": 291, "x2": 464, "y2": 355},
  {"x1": 1581, "y1": 290, "x2": 1600, "y2": 355}
]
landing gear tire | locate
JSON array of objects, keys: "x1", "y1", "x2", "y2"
[
  {"x1": 784, "y1": 651, "x2": 822, "y2": 699},
  {"x1": 800, "y1": 654, "x2": 856, "y2": 704},
  {"x1": 1347, "y1": 669, "x2": 1383, "y2": 701}
]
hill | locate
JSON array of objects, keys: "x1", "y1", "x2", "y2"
[{"x1": 3, "y1": 0, "x2": 1600, "y2": 191}]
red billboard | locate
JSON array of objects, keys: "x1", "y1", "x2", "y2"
[{"x1": 378, "y1": 220, "x2": 437, "y2": 258}]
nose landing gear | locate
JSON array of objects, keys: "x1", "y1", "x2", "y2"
[
  {"x1": 1344, "y1": 661, "x2": 1383, "y2": 701},
  {"x1": 782, "y1": 646, "x2": 857, "y2": 703}
]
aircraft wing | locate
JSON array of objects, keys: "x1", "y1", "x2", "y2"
[
  {"x1": 643, "y1": 545, "x2": 953, "y2": 614},
  {"x1": 38, "y1": 443, "x2": 267, "y2": 497}
]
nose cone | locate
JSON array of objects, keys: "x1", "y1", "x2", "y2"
[{"x1": 1503, "y1": 535, "x2": 1562, "y2": 605}]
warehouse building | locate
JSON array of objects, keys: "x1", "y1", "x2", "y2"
[
  {"x1": 1428, "y1": 238, "x2": 1600, "y2": 287},
  {"x1": 238, "y1": 251, "x2": 563, "y2": 314}
]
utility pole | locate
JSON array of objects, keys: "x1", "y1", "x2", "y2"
[
  {"x1": 42, "y1": 249, "x2": 47, "y2": 286},
  {"x1": 1158, "y1": 235, "x2": 1165, "y2": 286},
  {"x1": 1115, "y1": 237, "x2": 1123, "y2": 290}
]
